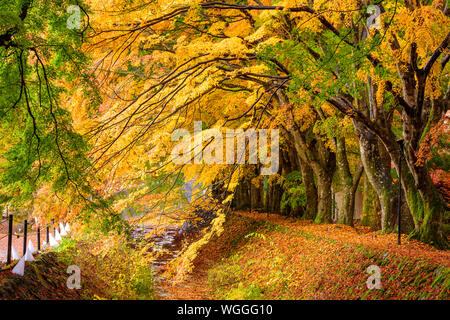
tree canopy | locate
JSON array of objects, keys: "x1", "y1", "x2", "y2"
[{"x1": 0, "y1": 0, "x2": 448, "y2": 247}]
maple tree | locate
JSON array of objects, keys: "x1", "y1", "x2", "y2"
[
  {"x1": 0, "y1": 0, "x2": 448, "y2": 252},
  {"x1": 79, "y1": 0, "x2": 448, "y2": 248},
  {"x1": 0, "y1": 0, "x2": 123, "y2": 231}
]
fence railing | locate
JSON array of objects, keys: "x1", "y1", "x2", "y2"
[{"x1": 1, "y1": 215, "x2": 71, "y2": 270}]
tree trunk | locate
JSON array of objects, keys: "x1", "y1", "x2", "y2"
[
  {"x1": 361, "y1": 173, "x2": 381, "y2": 230},
  {"x1": 411, "y1": 162, "x2": 447, "y2": 248},
  {"x1": 277, "y1": 89, "x2": 335, "y2": 223},
  {"x1": 338, "y1": 185, "x2": 356, "y2": 226},
  {"x1": 335, "y1": 137, "x2": 363, "y2": 226},
  {"x1": 265, "y1": 182, "x2": 271, "y2": 213},
  {"x1": 298, "y1": 157, "x2": 318, "y2": 220},
  {"x1": 355, "y1": 123, "x2": 396, "y2": 233},
  {"x1": 271, "y1": 182, "x2": 282, "y2": 214},
  {"x1": 315, "y1": 170, "x2": 333, "y2": 224},
  {"x1": 250, "y1": 178, "x2": 262, "y2": 211}
]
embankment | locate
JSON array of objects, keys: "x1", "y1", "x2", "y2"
[
  {"x1": 0, "y1": 252, "x2": 105, "y2": 299},
  {"x1": 161, "y1": 211, "x2": 450, "y2": 300}
]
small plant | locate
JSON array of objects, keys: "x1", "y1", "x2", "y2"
[
  {"x1": 60, "y1": 232, "x2": 155, "y2": 300},
  {"x1": 245, "y1": 232, "x2": 266, "y2": 241}
]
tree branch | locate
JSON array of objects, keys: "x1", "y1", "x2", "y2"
[{"x1": 423, "y1": 31, "x2": 450, "y2": 76}]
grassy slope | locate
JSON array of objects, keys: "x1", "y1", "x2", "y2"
[
  {"x1": 163, "y1": 211, "x2": 449, "y2": 300},
  {"x1": 0, "y1": 252, "x2": 107, "y2": 299}
]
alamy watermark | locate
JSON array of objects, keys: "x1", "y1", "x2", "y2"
[
  {"x1": 67, "y1": 5, "x2": 82, "y2": 30},
  {"x1": 366, "y1": 265, "x2": 382, "y2": 289},
  {"x1": 66, "y1": 265, "x2": 81, "y2": 289},
  {"x1": 171, "y1": 121, "x2": 279, "y2": 175},
  {"x1": 367, "y1": 5, "x2": 382, "y2": 29}
]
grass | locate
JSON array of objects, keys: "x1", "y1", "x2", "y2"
[{"x1": 57, "y1": 232, "x2": 156, "y2": 300}]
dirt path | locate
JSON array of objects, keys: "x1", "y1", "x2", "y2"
[{"x1": 155, "y1": 213, "x2": 262, "y2": 300}]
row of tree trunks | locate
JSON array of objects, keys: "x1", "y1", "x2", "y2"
[
  {"x1": 355, "y1": 123, "x2": 396, "y2": 233},
  {"x1": 228, "y1": 72, "x2": 447, "y2": 247}
]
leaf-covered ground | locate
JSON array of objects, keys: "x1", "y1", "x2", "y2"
[
  {"x1": 159, "y1": 211, "x2": 449, "y2": 300},
  {"x1": 0, "y1": 252, "x2": 107, "y2": 300}
]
